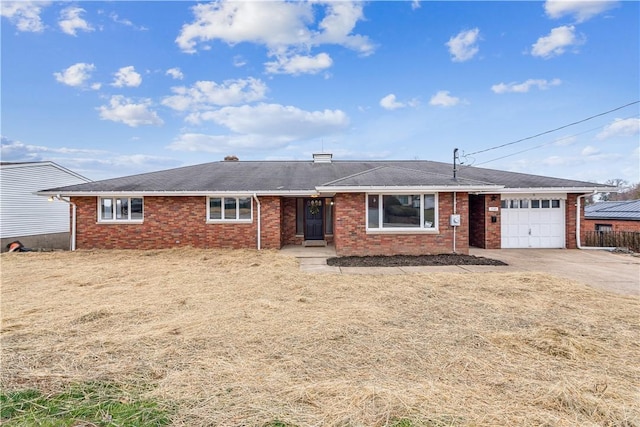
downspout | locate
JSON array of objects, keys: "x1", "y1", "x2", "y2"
[
  {"x1": 70, "y1": 201, "x2": 76, "y2": 251},
  {"x1": 252, "y1": 193, "x2": 261, "y2": 250},
  {"x1": 50, "y1": 195, "x2": 76, "y2": 251},
  {"x1": 576, "y1": 192, "x2": 614, "y2": 251}
]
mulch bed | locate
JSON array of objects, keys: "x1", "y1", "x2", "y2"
[{"x1": 327, "y1": 253, "x2": 508, "y2": 267}]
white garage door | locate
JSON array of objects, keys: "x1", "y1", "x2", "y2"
[{"x1": 501, "y1": 197, "x2": 565, "y2": 248}]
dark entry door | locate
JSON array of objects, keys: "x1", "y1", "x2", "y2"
[{"x1": 304, "y1": 198, "x2": 324, "y2": 240}]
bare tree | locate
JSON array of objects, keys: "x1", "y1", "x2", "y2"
[{"x1": 594, "y1": 179, "x2": 639, "y2": 202}]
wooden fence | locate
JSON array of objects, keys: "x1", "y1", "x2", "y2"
[{"x1": 583, "y1": 231, "x2": 640, "y2": 252}]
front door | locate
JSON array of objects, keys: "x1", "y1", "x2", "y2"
[{"x1": 304, "y1": 198, "x2": 324, "y2": 240}]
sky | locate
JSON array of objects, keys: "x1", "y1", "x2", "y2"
[{"x1": 1, "y1": 0, "x2": 638, "y2": 184}]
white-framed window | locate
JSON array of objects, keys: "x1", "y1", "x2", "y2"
[
  {"x1": 366, "y1": 193, "x2": 438, "y2": 231},
  {"x1": 207, "y1": 196, "x2": 252, "y2": 222},
  {"x1": 99, "y1": 197, "x2": 143, "y2": 222},
  {"x1": 501, "y1": 198, "x2": 562, "y2": 209}
]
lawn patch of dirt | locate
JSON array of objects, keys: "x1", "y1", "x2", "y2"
[
  {"x1": 1, "y1": 249, "x2": 638, "y2": 426},
  {"x1": 327, "y1": 253, "x2": 508, "y2": 267}
]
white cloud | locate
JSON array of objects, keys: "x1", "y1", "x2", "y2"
[
  {"x1": 1, "y1": 136, "x2": 106, "y2": 162},
  {"x1": 162, "y1": 78, "x2": 268, "y2": 112},
  {"x1": 446, "y1": 28, "x2": 480, "y2": 62},
  {"x1": 111, "y1": 66, "x2": 142, "y2": 88},
  {"x1": 312, "y1": 2, "x2": 374, "y2": 55},
  {"x1": 53, "y1": 63, "x2": 97, "y2": 88},
  {"x1": 581, "y1": 145, "x2": 600, "y2": 156},
  {"x1": 233, "y1": 55, "x2": 247, "y2": 67},
  {"x1": 109, "y1": 12, "x2": 147, "y2": 31},
  {"x1": 411, "y1": 1, "x2": 421, "y2": 10},
  {"x1": 97, "y1": 96, "x2": 163, "y2": 127},
  {"x1": 193, "y1": 103, "x2": 349, "y2": 138},
  {"x1": 429, "y1": 90, "x2": 463, "y2": 108},
  {"x1": 491, "y1": 78, "x2": 562, "y2": 94},
  {"x1": 59, "y1": 6, "x2": 93, "y2": 36},
  {"x1": 544, "y1": 0, "x2": 618, "y2": 23},
  {"x1": 554, "y1": 135, "x2": 577, "y2": 146},
  {"x1": 265, "y1": 52, "x2": 333, "y2": 75},
  {"x1": 531, "y1": 25, "x2": 583, "y2": 59},
  {"x1": 175, "y1": 1, "x2": 373, "y2": 74},
  {"x1": 0, "y1": 1, "x2": 50, "y2": 32},
  {"x1": 597, "y1": 117, "x2": 640, "y2": 140},
  {"x1": 380, "y1": 94, "x2": 404, "y2": 110},
  {"x1": 379, "y1": 94, "x2": 418, "y2": 111},
  {"x1": 166, "y1": 67, "x2": 184, "y2": 80}
]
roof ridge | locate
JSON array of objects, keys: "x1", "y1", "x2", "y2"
[
  {"x1": 391, "y1": 165, "x2": 499, "y2": 186},
  {"x1": 321, "y1": 165, "x2": 388, "y2": 186}
]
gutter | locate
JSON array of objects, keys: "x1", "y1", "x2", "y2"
[
  {"x1": 576, "y1": 192, "x2": 615, "y2": 251},
  {"x1": 252, "y1": 193, "x2": 261, "y2": 250}
]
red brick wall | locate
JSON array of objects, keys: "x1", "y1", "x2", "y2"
[
  {"x1": 281, "y1": 198, "x2": 303, "y2": 245},
  {"x1": 333, "y1": 192, "x2": 469, "y2": 256},
  {"x1": 72, "y1": 196, "x2": 284, "y2": 250},
  {"x1": 565, "y1": 193, "x2": 582, "y2": 249},
  {"x1": 259, "y1": 196, "x2": 282, "y2": 249},
  {"x1": 582, "y1": 219, "x2": 640, "y2": 233},
  {"x1": 468, "y1": 194, "x2": 502, "y2": 249},
  {"x1": 484, "y1": 195, "x2": 502, "y2": 249}
]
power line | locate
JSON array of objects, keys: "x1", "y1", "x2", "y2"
[
  {"x1": 466, "y1": 100, "x2": 639, "y2": 157},
  {"x1": 462, "y1": 115, "x2": 640, "y2": 167}
]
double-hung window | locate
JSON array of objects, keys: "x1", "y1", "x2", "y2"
[
  {"x1": 367, "y1": 194, "x2": 437, "y2": 231},
  {"x1": 99, "y1": 197, "x2": 143, "y2": 222},
  {"x1": 208, "y1": 197, "x2": 252, "y2": 222}
]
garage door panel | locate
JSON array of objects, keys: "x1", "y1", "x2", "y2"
[{"x1": 501, "y1": 198, "x2": 565, "y2": 248}]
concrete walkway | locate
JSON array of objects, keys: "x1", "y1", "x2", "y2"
[{"x1": 280, "y1": 245, "x2": 640, "y2": 296}]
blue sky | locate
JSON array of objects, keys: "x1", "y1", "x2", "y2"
[{"x1": 1, "y1": 0, "x2": 638, "y2": 183}]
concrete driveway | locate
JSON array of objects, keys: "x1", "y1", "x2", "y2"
[
  {"x1": 470, "y1": 248, "x2": 640, "y2": 296},
  {"x1": 289, "y1": 245, "x2": 640, "y2": 296}
]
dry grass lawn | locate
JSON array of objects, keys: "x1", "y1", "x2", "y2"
[{"x1": 1, "y1": 249, "x2": 639, "y2": 426}]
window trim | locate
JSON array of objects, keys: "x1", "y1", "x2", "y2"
[
  {"x1": 207, "y1": 196, "x2": 253, "y2": 223},
  {"x1": 98, "y1": 197, "x2": 144, "y2": 223},
  {"x1": 366, "y1": 193, "x2": 439, "y2": 233}
]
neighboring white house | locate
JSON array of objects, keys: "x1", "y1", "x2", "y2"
[{"x1": 0, "y1": 162, "x2": 91, "y2": 251}]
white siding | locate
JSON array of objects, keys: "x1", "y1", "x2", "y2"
[{"x1": 0, "y1": 163, "x2": 90, "y2": 238}]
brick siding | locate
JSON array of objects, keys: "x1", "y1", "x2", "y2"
[
  {"x1": 582, "y1": 219, "x2": 640, "y2": 233},
  {"x1": 468, "y1": 194, "x2": 502, "y2": 249},
  {"x1": 333, "y1": 192, "x2": 469, "y2": 256},
  {"x1": 72, "y1": 196, "x2": 283, "y2": 250}
]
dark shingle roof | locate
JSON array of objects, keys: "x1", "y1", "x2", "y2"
[
  {"x1": 585, "y1": 200, "x2": 640, "y2": 221},
  {"x1": 40, "y1": 159, "x2": 611, "y2": 194}
]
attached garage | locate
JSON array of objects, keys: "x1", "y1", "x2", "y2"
[{"x1": 500, "y1": 195, "x2": 566, "y2": 248}]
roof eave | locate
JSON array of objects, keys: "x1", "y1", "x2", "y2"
[
  {"x1": 36, "y1": 189, "x2": 319, "y2": 197},
  {"x1": 477, "y1": 186, "x2": 618, "y2": 194}
]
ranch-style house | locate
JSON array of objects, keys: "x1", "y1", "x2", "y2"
[{"x1": 39, "y1": 153, "x2": 613, "y2": 255}]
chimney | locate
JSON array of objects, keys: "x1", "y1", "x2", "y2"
[{"x1": 313, "y1": 153, "x2": 332, "y2": 163}]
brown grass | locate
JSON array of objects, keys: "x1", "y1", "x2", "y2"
[{"x1": 1, "y1": 248, "x2": 639, "y2": 426}]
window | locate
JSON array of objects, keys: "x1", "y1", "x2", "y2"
[
  {"x1": 503, "y1": 198, "x2": 563, "y2": 209},
  {"x1": 367, "y1": 194, "x2": 437, "y2": 230},
  {"x1": 208, "y1": 197, "x2": 252, "y2": 222},
  {"x1": 324, "y1": 198, "x2": 333, "y2": 235},
  {"x1": 99, "y1": 197, "x2": 143, "y2": 222},
  {"x1": 595, "y1": 224, "x2": 613, "y2": 232}
]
